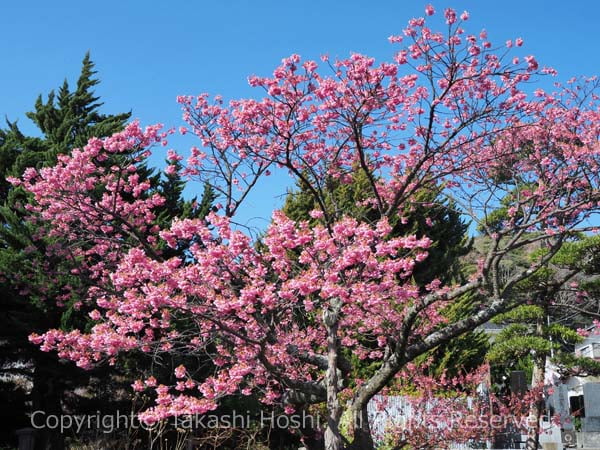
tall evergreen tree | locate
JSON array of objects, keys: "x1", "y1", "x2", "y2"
[
  {"x1": 0, "y1": 54, "x2": 215, "y2": 449},
  {"x1": 0, "y1": 53, "x2": 134, "y2": 449}
]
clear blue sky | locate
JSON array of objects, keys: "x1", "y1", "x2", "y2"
[{"x1": 2, "y1": 1, "x2": 599, "y2": 229}]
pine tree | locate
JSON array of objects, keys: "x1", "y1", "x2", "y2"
[{"x1": 486, "y1": 235, "x2": 600, "y2": 448}]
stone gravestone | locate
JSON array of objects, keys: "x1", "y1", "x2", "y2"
[
  {"x1": 510, "y1": 370, "x2": 527, "y2": 395},
  {"x1": 493, "y1": 371, "x2": 529, "y2": 449},
  {"x1": 561, "y1": 429, "x2": 576, "y2": 448},
  {"x1": 548, "y1": 384, "x2": 573, "y2": 431},
  {"x1": 15, "y1": 428, "x2": 35, "y2": 450},
  {"x1": 583, "y1": 382, "x2": 600, "y2": 432}
]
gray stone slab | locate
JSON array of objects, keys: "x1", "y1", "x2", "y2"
[
  {"x1": 580, "y1": 430, "x2": 600, "y2": 447},
  {"x1": 583, "y1": 417, "x2": 600, "y2": 432},
  {"x1": 584, "y1": 383, "x2": 600, "y2": 417},
  {"x1": 548, "y1": 383, "x2": 573, "y2": 430}
]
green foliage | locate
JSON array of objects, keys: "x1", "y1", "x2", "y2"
[
  {"x1": 0, "y1": 53, "x2": 132, "y2": 321},
  {"x1": 485, "y1": 229, "x2": 600, "y2": 387},
  {"x1": 424, "y1": 292, "x2": 490, "y2": 377},
  {"x1": 558, "y1": 352, "x2": 600, "y2": 377},
  {"x1": 491, "y1": 304, "x2": 545, "y2": 324},
  {"x1": 156, "y1": 160, "x2": 216, "y2": 226},
  {"x1": 551, "y1": 234, "x2": 600, "y2": 272},
  {"x1": 7, "y1": 52, "x2": 130, "y2": 177},
  {"x1": 486, "y1": 302, "x2": 599, "y2": 386},
  {"x1": 0, "y1": 54, "x2": 134, "y2": 332},
  {"x1": 487, "y1": 334, "x2": 552, "y2": 363}
]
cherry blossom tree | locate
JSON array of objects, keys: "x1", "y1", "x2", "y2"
[{"x1": 15, "y1": 6, "x2": 600, "y2": 449}]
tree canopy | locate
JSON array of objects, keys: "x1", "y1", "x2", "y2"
[{"x1": 9, "y1": 7, "x2": 600, "y2": 450}]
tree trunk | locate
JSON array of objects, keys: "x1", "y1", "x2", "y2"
[
  {"x1": 348, "y1": 404, "x2": 374, "y2": 450},
  {"x1": 323, "y1": 304, "x2": 344, "y2": 450},
  {"x1": 526, "y1": 314, "x2": 547, "y2": 450},
  {"x1": 525, "y1": 359, "x2": 545, "y2": 450},
  {"x1": 301, "y1": 432, "x2": 325, "y2": 450}
]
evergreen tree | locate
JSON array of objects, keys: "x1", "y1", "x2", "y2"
[
  {"x1": 486, "y1": 235, "x2": 600, "y2": 448},
  {"x1": 0, "y1": 54, "x2": 215, "y2": 449},
  {"x1": 0, "y1": 54, "x2": 133, "y2": 449},
  {"x1": 9, "y1": 52, "x2": 131, "y2": 177},
  {"x1": 487, "y1": 235, "x2": 600, "y2": 381}
]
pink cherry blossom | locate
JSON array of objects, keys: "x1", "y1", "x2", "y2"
[{"x1": 16, "y1": 8, "x2": 600, "y2": 448}]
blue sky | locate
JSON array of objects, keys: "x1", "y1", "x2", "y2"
[{"x1": 2, "y1": 1, "x2": 599, "y2": 229}]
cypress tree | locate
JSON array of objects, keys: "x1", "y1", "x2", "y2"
[{"x1": 0, "y1": 54, "x2": 215, "y2": 449}]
